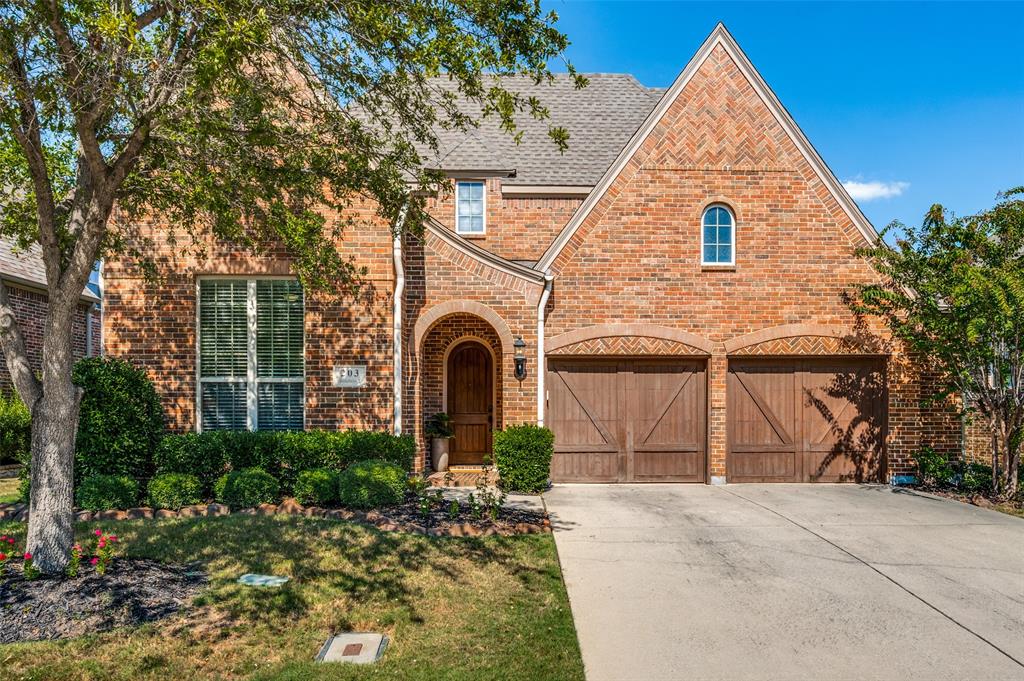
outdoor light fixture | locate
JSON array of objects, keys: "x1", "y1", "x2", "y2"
[{"x1": 513, "y1": 336, "x2": 527, "y2": 381}]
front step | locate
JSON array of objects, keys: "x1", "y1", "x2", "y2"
[{"x1": 426, "y1": 467, "x2": 499, "y2": 488}]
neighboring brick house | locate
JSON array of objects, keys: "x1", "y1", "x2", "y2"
[
  {"x1": 0, "y1": 237, "x2": 102, "y2": 393},
  {"x1": 104, "y1": 24, "x2": 973, "y2": 484}
]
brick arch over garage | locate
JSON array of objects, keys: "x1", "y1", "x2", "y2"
[
  {"x1": 546, "y1": 323, "x2": 715, "y2": 355},
  {"x1": 723, "y1": 323, "x2": 888, "y2": 355},
  {"x1": 413, "y1": 300, "x2": 515, "y2": 356}
]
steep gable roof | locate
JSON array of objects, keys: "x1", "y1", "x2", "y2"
[
  {"x1": 535, "y1": 23, "x2": 879, "y2": 272},
  {"x1": 422, "y1": 73, "x2": 662, "y2": 186}
]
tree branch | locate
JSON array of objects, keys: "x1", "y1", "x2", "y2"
[
  {"x1": 136, "y1": 3, "x2": 169, "y2": 30},
  {"x1": 46, "y1": 0, "x2": 107, "y2": 179},
  {"x1": 1, "y1": 39, "x2": 63, "y2": 287},
  {"x1": 0, "y1": 280, "x2": 43, "y2": 411}
]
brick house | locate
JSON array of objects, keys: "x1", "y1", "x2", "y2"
[
  {"x1": 0, "y1": 237, "x2": 102, "y2": 394},
  {"x1": 103, "y1": 24, "x2": 971, "y2": 484}
]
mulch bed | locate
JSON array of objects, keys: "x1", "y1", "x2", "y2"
[
  {"x1": 0, "y1": 559, "x2": 207, "y2": 643},
  {"x1": 906, "y1": 485, "x2": 1023, "y2": 512},
  {"x1": 378, "y1": 493, "x2": 549, "y2": 536}
]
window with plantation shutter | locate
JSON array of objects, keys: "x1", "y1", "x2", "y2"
[{"x1": 198, "y1": 279, "x2": 304, "y2": 431}]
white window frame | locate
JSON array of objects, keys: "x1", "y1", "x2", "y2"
[
  {"x1": 195, "y1": 276, "x2": 305, "y2": 432},
  {"x1": 455, "y1": 180, "x2": 487, "y2": 235},
  {"x1": 700, "y1": 204, "x2": 736, "y2": 266}
]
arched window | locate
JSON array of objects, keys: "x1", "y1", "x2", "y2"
[{"x1": 702, "y1": 205, "x2": 734, "y2": 265}]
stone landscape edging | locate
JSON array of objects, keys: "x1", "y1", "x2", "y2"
[{"x1": 0, "y1": 498, "x2": 551, "y2": 538}]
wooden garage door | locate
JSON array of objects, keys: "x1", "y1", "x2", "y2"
[
  {"x1": 547, "y1": 359, "x2": 706, "y2": 482},
  {"x1": 727, "y1": 358, "x2": 887, "y2": 483}
]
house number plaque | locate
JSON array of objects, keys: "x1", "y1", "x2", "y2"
[{"x1": 332, "y1": 365, "x2": 367, "y2": 388}]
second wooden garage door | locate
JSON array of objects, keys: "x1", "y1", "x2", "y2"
[
  {"x1": 727, "y1": 358, "x2": 887, "y2": 483},
  {"x1": 547, "y1": 359, "x2": 706, "y2": 482}
]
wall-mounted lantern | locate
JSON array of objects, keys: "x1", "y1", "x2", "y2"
[{"x1": 513, "y1": 336, "x2": 527, "y2": 381}]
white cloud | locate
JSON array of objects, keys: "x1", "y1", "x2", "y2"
[{"x1": 842, "y1": 180, "x2": 910, "y2": 202}]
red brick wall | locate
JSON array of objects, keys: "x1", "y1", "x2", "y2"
[
  {"x1": 426, "y1": 178, "x2": 582, "y2": 262},
  {"x1": 0, "y1": 284, "x2": 95, "y2": 394},
  {"x1": 103, "y1": 198, "x2": 397, "y2": 433},
  {"x1": 544, "y1": 44, "x2": 962, "y2": 481},
  {"x1": 403, "y1": 229, "x2": 542, "y2": 470}
]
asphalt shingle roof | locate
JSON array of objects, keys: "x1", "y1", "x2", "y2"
[
  {"x1": 0, "y1": 237, "x2": 99, "y2": 302},
  {"x1": 422, "y1": 73, "x2": 663, "y2": 186}
]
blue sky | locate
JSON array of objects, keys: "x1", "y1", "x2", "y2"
[{"x1": 544, "y1": 1, "x2": 1024, "y2": 237}]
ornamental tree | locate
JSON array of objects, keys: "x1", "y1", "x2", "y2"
[
  {"x1": 0, "y1": 0, "x2": 582, "y2": 572},
  {"x1": 853, "y1": 189, "x2": 1023, "y2": 496}
]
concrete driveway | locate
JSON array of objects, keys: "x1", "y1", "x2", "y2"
[{"x1": 545, "y1": 484, "x2": 1024, "y2": 681}]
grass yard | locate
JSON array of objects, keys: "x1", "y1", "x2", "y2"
[
  {"x1": 0, "y1": 476, "x2": 19, "y2": 504},
  {"x1": 0, "y1": 516, "x2": 584, "y2": 681}
]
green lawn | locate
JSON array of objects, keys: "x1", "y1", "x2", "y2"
[
  {"x1": 0, "y1": 516, "x2": 584, "y2": 681},
  {"x1": 0, "y1": 476, "x2": 19, "y2": 504}
]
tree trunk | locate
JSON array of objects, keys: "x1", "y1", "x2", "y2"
[
  {"x1": 25, "y1": 386, "x2": 80, "y2": 573},
  {"x1": 24, "y1": 297, "x2": 84, "y2": 574}
]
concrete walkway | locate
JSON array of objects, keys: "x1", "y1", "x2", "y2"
[{"x1": 545, "y1": 484, "x2": 1024, "y2": 681}]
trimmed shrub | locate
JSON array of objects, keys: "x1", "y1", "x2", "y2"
[
  {"x1": 214, "y1": 468, "x2": 280, "y2": 509},
  {"x1": 337, "y1": 460, "x2": 406, "y2": 509},
  {"x1": 0, "y1": 392, "x2": 30, "y2": 466},
  {"x1": 73, "y1": 357, "x2": 165, "y2": 483},
  {"x1": 154, "y1": 432, "x2": 232, "y2": 495},
  {"x1": 155, "y1": 430, "x2": 415, "y2": 495},
  {"x1": 343, "y1": 431, "x2": 415, "y2": 470},
  {"x1": 914, "y1": 446, "x2": 954, "y2": 486},
  {"x1": 959, "y1": 462, "x2": 994, "y2": 494},
  {"x1": 293, "y1": 468, "x2": 340, "y2": 506},
  {"x1": 493, "y1": 424, "x2": 554, "y2": 494},
  {"x1": 148, "y1": 473, "x2": 204, "y2": 510},
  {"x1": 75, "y1": 474, "x2": 139, "y2": 511}
]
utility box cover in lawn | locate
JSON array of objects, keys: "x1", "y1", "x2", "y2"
[
  {"x1": 237, "y1": 574, "x2": 290, "y2": 587},
  {"x1": 316, "y1": 633, "x2": 388, "y2": 664}
]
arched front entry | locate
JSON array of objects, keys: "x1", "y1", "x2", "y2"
[{"x1": 445, "y1": 340, "x2": 495, "y2": 465}]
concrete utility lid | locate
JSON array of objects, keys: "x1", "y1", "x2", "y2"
[
  {"x1": 237, "y1": 573, "x2": 290, "y2": 587},
  {"x1": 316, "y1": 633, "x2": 388, "y2": 664}
]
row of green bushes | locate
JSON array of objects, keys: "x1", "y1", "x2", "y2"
[
  {"x1": 76, "y1": 460, "x2": 407, "y2": 511},
  {"x1": 155, "y1": 429, "x2": 414, "y2": 495},
  {"x1": 7, "y1": 357, "x2": 416, "y2": 504},
  {"x1": 5, "y1": 357, "x2": 556, "y2": 507},
  {"x1": 915, "y1": 446, "x2": 994, "y2": 493}
]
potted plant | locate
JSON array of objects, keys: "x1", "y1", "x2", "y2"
[{"x1": 426, "y1": 413, "x2": 454, "y2": 472}]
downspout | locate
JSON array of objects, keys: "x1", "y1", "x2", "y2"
[
  {"x1": 536, "y1": 273, "x2": 554, "y2": 426},
  {"x1": 392, "y1": 206, "x2": 408, "y2": 436}
]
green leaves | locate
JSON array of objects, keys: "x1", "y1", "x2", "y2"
[
  {"x1": 853, "y1": 189, "x2": 1024, "y2": 492},
  {"x1": 1, "y1": 0, "x2": 580, "y2": 291}
]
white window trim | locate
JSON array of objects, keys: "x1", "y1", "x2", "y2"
[
  {"x1": 455, "y1": 180, "x2": 487, "y2": 235},
  {"x1": 195, "y1": 276, "x2": 305, "y2": 432},
  {"x1": 700, "y1": 204, "x2": 736, "y2": 267}
]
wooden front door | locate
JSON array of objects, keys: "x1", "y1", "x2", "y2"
[
  {"x1": 446, "y1": 341, "x2": 494, "y2": 465},
  {"x1": 727, "y1": 358, "x2": 887, "y2": 482},
  {"x1": 546, "y1": 358, "x2": 706, "y2": 482}
]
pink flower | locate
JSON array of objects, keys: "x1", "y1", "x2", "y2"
[
  {"x1": 23, "y1": 552, "x2": 31, "y2": 560},
  {"x1": 90, "y1": 557, "x2": 98, "y2": 565},
  {"x1": 6, "y1": 538, "x2": 12, "y2": 545},
  {"x1": 94, "y1": 529, "x2": 103, "y2": 536},
  {"x1": 108, "y1": 536, "x2": 117, "y2": 543},
  {"x1": 0, "y1": 553, "x2": 7, "y2": 561}
]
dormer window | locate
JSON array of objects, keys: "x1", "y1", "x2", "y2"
[
  {"x1": 701, "y1": 204, "x2": 735, "y2": 266},
  {"x1": 456, "y1": 181, "x2": 486, "y2": 235}
]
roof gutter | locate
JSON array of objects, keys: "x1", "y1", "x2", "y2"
[
  {"x1": 392, "y1": 204, "x2": 408, "y2": 436},
  {"x1": 536, "y1": 272, "x2": 554, "y2": 426}
]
